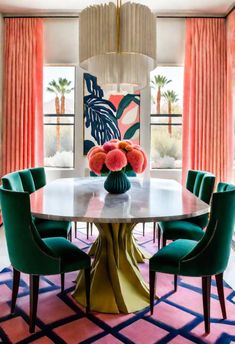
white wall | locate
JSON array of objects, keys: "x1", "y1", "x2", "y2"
[
  {"x1": 44, "y1": 18, "x2": 78, "y2": 65},
  {"x1": 43, "y1": 17, "x2": 186, "y2": 183},
  {"x1": 157, "y1": 18, "x2": 185, "y2": 66}
]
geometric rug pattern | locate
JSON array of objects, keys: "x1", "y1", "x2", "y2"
[{"x1": 0, "y1": 223, "x2": 235, "y2": 344}]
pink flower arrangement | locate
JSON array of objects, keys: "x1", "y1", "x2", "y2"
[{"x1": 88, "y1": 140, "x2": 148, "y2": 175}]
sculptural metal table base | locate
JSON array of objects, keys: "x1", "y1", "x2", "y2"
[{"x1": 73, "y1": 223, "x2": 150, "y2": 313}]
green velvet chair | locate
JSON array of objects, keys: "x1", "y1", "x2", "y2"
[
  {"x1": 157, "y1": 170, "x2": 215, "y2": 248},
  {"x1": 1, "y1": 169, "x2": 72, "y2": 294},
  {"x1": 149, "y1": 183, "x2": 235, "y2": 334},
  {"x1": 2, "y1": 169, "x2": 72, "y2": 241},
  {"x1": 0, "y1": 187, "x2": 91, "y2": 333}
]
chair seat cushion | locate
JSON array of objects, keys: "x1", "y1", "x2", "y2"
[
  {"x1": 35, "y1": 219, "x2": 71, "y2": 239},
  {"x1": 159, "y1": 220, "x2": 205, "y2": 241},
  {"x1": 149, "y1": 239, "x2": 198, "y2": 274},
  {"x1": 44, "y1": 237, "x2": 90, "y2": 273}
]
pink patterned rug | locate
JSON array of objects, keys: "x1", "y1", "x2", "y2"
[{"x1": 0, "y1": 224, "x2": 235, "y2": 344}]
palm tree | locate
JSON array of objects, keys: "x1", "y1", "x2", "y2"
[
  {"x1": 47, "y1": 80, "x2": 60, "y2": 114},
  {"x1": 47, "y1": 78, "x2": 74, "y2": 152},
  {"x1": 151, "y1": 75, "x2": 172, "y2": 113},
  {"x1": 162, "y1": 90, "x2": 179, "y2": 136},
  {"x1": 57, "y1": 78, "x2": 74, "y2": 114}
]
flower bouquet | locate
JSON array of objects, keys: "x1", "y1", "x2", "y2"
[{"x1": 87, "y1": 139, "x2": 147, "y2": 194}]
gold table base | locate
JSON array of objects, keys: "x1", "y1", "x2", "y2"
[{"x1": 73, "y1": 223, "x2": 150, "y2": 313}]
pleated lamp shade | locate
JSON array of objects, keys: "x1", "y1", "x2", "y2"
[{"x1": 79, "y1": 2, "x2": 157, "y2": 90}]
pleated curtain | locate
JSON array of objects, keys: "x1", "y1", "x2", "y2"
[
  {"x1": 1, "y1": 18, "x2": 44, "y2": 177},
  {"x1": 182, "y1": 18, "x2": 233, "y2": 184}
]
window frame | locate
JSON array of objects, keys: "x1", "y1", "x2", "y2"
[
  {"x1": 150, "y1": 65, "x2": 184, "y2": 170},
  {"x1": 43, "y1": 64, "x2": 76, "y2": 169}
]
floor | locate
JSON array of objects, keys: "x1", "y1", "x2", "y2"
[{"x1": 0, "y1": 224, "x2": 235, "y2": 343}]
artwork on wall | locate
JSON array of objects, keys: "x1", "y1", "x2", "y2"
[{"x1": 83, "y1": 73, "x2": 140, "y2": 155}]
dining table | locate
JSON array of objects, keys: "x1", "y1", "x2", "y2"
[{"x1": 30, "y1": 177, "x2": 209, "y2": 314}]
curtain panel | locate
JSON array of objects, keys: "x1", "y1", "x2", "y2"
[
  {"x1": 182, "y1": 18, "x2": 233, "y2": 183},
  {"x1": 226, "y1": 9, "x2": 235, "y2": 180},
  {"x1": 1, "y1": 18, "x2": 44, "y2": 177}
]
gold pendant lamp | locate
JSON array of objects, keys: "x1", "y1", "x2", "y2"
[{"x1": 79, "y1": 1, "x2": 157, "y2": 90}]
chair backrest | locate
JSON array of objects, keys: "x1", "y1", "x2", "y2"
[
  {"x1": 186, "y1": 170, "x2": 199, "y2": 193},
  {"x1": 29, "y1": 167, "x2": 46, "y2": 190},
  {"x1": 192, "y1": 171, "x2": 207, "y2": 196},
  {"x1": 2, "y1": 171, "x2": 24, "y2": 192},
  {"x1": 185, "y1": 170, "x2": 215, "y2": 228},
  {"x1": 19, "y1": 169, "x2": 36, "y2": 194},
  {"x1": 186, "y1": 170, "x2": 215, "y2": 199},
  {"x1": 217, "y1": 182, "x2": 235, "y2": 192},
  {"x1": 198, "y1": 174, "x2": 215, "y2": 204},
  {"x1": 180, "y1": 184, "x2": 235, "y2": 276},
  {"x1": 0, "y1": 187, "x2": 60, "y2": 275}
]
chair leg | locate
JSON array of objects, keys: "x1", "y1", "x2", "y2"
[
  {"x1": 143, "y1": 222, "x2": 145, "y2": 236},
  {"x1": 149, "y1": 270, "x2": 156, "y2": 315},
  {"x1": 86, "y1": 223, "x2": 89, "y2": 240},
  {"x1": 74, "y1": 221, "x2": 77, "y2": 239},
  {"x1": 11, "y1": 268, "x2": 20, "y2": 314},
  {"x1": 68, "y1": 229, "x2": 72, "y2": 242},
  {"x1": 174, "y1": 275, "x2": 178, "y2": 292},
  {"x1": 29, "y1": 275, "x2": 39, "y2": 333},
  {"x1": 61, "y1": 273, "x2": 65, "y2": 293},
  {"x1": 157, "y1": 224, "x2": 161, "y2": 250},
  {"x1": 90, "y1": 223, "x2": 93, "y2": 236},
  {"x1": 202, "y1": 276, "x2": 211, "y2": 334},
  {"x1": 215, "y1": 273, "x2": 227, "y2": 319},
  {"x1": 153, "y1": 222, "x2": 156, "y2": 243},
  {"x1": 84, "y1": 267, "x2": 91, "y2": 314},
  {"x1": 162, "y1": 237, "x2": 167, "y2": 247}
]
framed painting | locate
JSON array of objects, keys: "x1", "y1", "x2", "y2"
[{"x1": 83, "y1": 73, "x2": 140, "y2": 155}]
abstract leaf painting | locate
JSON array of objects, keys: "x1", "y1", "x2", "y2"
[{"x1": 83, "y1": 73, "x2": 140, "y2": 155}]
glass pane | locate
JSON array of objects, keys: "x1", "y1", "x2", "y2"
[
  {"x1": 43, "y1": 66, "x2": 75, "y2": 114},
  {"x1": 150, "y1": 66, "x2": 183, "y2": 169},
  {"x1": 43, "y1": 66, "x2": 75, "y2": 168},
  {"x1": 151, "y1": 126, "x2": 182, "y2": 169},
  {"x1": 44, "y1": 125, "x2": 74, "y2": 168}
]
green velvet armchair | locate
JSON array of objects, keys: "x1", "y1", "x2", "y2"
[
  {"x1": 0, "y1": 187, "x2": 91, "y2": 333},
  {"x1": 149, "y1": 183, "x2": 235, "y2": 333},
  {"x1": 157, "y1": 170, "x2": 215, "y2": 248}
]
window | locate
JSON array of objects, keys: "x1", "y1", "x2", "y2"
[
  {"x1": 150, "y1": 66, "x2": 184, "y2": 169},
  {"x1": 43, "y1": 66, "x2": 75, "y2": 168}
]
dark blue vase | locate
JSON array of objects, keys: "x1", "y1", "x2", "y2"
[{"x1": 104, "y1": 170, "x2": 131, "y2": 194}]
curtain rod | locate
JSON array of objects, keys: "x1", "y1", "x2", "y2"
[
  {"x1": 3, "y1": 14, "x2": 80, "y2": 18},
  {"x1": 157, "y1": 15, "x2": 225, "y2": 19},
  {"x1": 3, "y1": 9, "x2": 233, "y2": 19}
]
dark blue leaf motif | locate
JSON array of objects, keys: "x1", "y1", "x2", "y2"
[
  {"x1": 84, "y1": 73, "x2": 103, "y2": 98},
  {"x1": 84, "y1": 95, "x2": 121, "y2": 145},
  {"x1": 84, "y1": 140, "x2": 95, "y2": 155}
]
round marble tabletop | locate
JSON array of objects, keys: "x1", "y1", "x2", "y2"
[{"x1": 30, "y1": 177, "x2": 209, "y2": 223}]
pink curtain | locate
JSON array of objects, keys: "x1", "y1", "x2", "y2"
[
  {"x1": 182, "y1": 18, "x2": 233, "y2": 184},
  {"x1": 1, "y1": 18, "x2": 44, "y2": 177},
  {"x1": 226, "y1": 9, "x2": 235, "y2": 182}
]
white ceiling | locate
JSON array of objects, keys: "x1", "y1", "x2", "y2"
[{"x1": 0, "y1": 0, "x2": 233, "y2": 15}]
